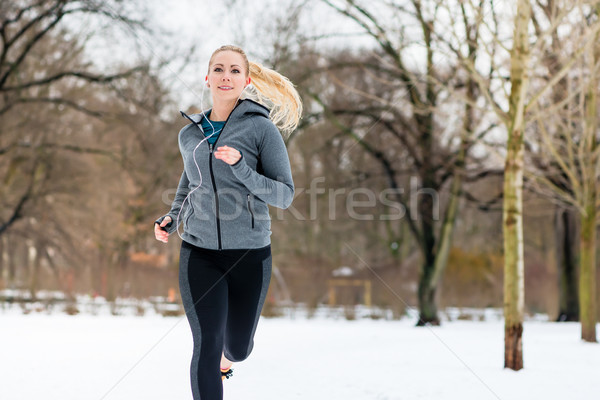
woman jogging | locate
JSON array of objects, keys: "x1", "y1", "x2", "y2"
[{"x1": 154, "y1": 45, "x2": 301, "y2": 399}]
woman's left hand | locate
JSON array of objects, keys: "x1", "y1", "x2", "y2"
[{"x1": 214, "y1": 145, "x2": 241, "y2": 165}]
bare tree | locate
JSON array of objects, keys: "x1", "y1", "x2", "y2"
[
  {"x1": 0, "y1": 0, "x2": 149, "y2": 235},
  {"x1": 528, "y1": 2, "x2": 600, "y2": 342},
  {"x1": 500, "y1": 0, "x2": 531, "y2": 371},
  {"x1": 442, "y1": 0, "x2": 600, "y2": 366},
  {"x1": 308, "y1": 0, "x2": 499, "y2": 325},
  {"x1": 528, "y1": 1, "x2": 581, "y2": 322},
  {"x1": 0, "y1": 0, "x2": 183, "y2": 304}
]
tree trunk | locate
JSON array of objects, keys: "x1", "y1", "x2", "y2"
[
  {"x1": 28, "y1": 244, "x2": 40, "y2": 302},
  {"x1": 579, "y1": 35, "x2": 598, "y2": 342},
  {"x1": 416, "y1": 175, "x2": 440, "y2": 326},
  {"x1": 0, "y1": 235, "x2": 5, "y2": 289},
  {"x1": 503, "y1": 0, "x2": 531, "y2": 371},
  {"x1": 503, "y1": 138, "x2": 525, "y2": 371},
  {"x1": 7, "y1": 236, "x2": 16, "y2": 288},
  {"x1": 579, "y1": 202, "x2": 597, "y2": 342},
  {"x1": 417, "y1": 261, "x2": 440, "y2": 326},
  {"x1": 417, "y1": 6, "x2": 478, "y2": 326},
  {"x1": 426, "y1": 69, "x2": 472, "y2": 318},
  {"x1": 555, "y1": 207, "x2": 579, "y2": 321},
  {"x1": 417, "y1": 181, "x2": 462, "y2": 327},
  {"x1": 420, "y1": 152, "x2": 463, "y2": 327},
  {"x1": 105, "y1": 258, "x2": 116, "y2": 303}
]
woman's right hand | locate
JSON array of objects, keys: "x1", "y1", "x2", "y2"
[{"x1": 155, "y1": 216, "x2": 172, "y2": 243}]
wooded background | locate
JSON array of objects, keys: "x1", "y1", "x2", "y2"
[{"x1": 1, "y1": 0, "x2": 599, "y2": 333}]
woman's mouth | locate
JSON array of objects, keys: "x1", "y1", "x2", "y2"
[{"x1": 218, "y1": 86, "x2": 233, "y2": 90}]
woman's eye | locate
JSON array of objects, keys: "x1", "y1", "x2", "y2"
[
  {"x1": 232, "y1": 69, "x2": 240, "y2": 74},
  {"x1": 214, "y1": 67, "x2": 223, "y2": 72}
]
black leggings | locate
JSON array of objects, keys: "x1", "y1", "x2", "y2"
[{"x1": 179, "y1": 240, "x2": 272, "y2": 400}]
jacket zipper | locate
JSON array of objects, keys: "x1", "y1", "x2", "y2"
[
  {"x1": 208, "y1": 142, "x2": 222, "y2": 249},
  {"x1": 247, "y1": 194, "x2": 255, "y2": 229},
  {"x1": 206, "y1": 101, "x2": 242, "y2": 250}
]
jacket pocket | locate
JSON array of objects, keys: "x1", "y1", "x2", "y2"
[
  {"x1": 183, "y1": 204, "x2": 194, "y2": 231},
  {"x1": 247, "y1": 194, "x2": 255, "y2": 229}
]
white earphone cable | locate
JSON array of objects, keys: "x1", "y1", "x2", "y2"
[{"x1": 172, "y1": 78, "x2": 249, "y2": 240}]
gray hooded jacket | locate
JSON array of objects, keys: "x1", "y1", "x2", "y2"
[{"x1": 156, "y1": 99, "x2": 294, "y2": 250}]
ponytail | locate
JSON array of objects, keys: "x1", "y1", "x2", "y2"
[{"x1": 248, "y1": 61, "x2": 302, "y2": 134}]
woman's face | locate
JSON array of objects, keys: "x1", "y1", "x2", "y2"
[{"x1": 207, "y1": 51, "x2": 250, "y2": 102}]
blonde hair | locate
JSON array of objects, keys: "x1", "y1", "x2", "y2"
[{"x1": 208, "y1": 45, "x2": 302, "y2": 134}]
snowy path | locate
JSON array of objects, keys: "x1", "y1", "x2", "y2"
[{"x1": 1, "y1": 311, "x2": 598, "y2": 399}]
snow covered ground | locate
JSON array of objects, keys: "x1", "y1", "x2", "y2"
[{"x1": 1, "y1": 306, "x2": 599, "y2": 400}]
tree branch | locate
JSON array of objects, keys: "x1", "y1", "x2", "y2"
[
  {"x1": 16, "y1": 142, "x2": 121, "y2": 162},
  {"x1": 0, "y1": 4, "x2": 67, "y2": 89},
  {"x1": 1, "y1": 97, "x2": 105, "y2": 118},
  {"x1": 1, "y1": 65, "x2": 148, "y2": 91},
  {"x1": 462, "y1": 188, "x2": 503, "y2": 211},
  {"x1": 525, "y1": 21, "x2": 600, "y2": 112},
  {"x1": 308, "y1": 88, "x2": 424, "y2": 245},
  {"x1": 0, "y1": 160, "x2": 37, "y2": 235}
]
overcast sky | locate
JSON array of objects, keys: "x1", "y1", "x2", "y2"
[
  {"x1": 71, "y1": 0, "x2": 514, "y2": 118},
  {"x1": 141, "y1": 0, "x2": 379, "y2": 109}
]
